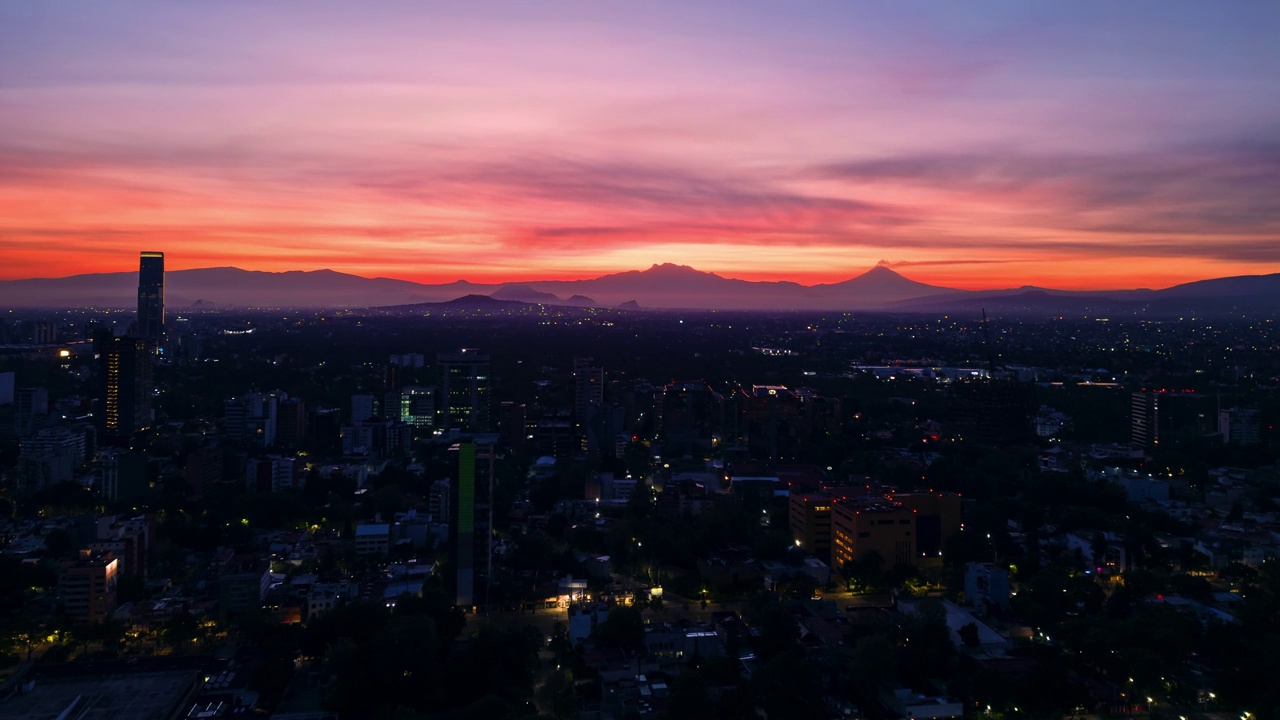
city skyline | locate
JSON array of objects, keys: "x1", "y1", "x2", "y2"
[{"x1": 2, "y1": 2, "x2": 1278, "y2": 290}]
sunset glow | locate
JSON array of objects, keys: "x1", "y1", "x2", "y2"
[{"x1": 2, "y1": 2, "x2": 1277, "y2": 290}]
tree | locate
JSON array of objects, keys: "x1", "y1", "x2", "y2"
[
  {"x1": 848, "y1": 632, "x2": 896, "y2": 706},
  {"x1": 898, "y1": 600, "x2": 954, "y2": 683},
  {"x1": 746, "y1": 598, "x2": 799, "y2": 661},
  {"x1": 596, "y1": 604, "x2": 645, "y2": 655},
  {"x1": 536, "y1": 669, "x2": 578, "y2": 719},
  {"x1": 43, "y1": 528, "x2": 73, "y2": 558},
  {"x1": 163, "y1": 611, "x2": 201, "y2": 654},
  {"x1": 667, "y1": 672, "x2": 714, "y2": 720},
  {"x1": 751, "y1": 649, "x2": 826, "y2": 720}
]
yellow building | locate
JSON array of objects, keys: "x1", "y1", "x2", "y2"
[
  {"x1": 892, "y1": 492, "x2": 963, "y2": 560},
  {"x1": 788, "y1": 493, "x2": 832, "y2": 556},
  {"x1": 831, "y1": 500, "x2": 916, "y2": 570}
]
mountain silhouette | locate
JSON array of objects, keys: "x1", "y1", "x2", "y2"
[{"x1": 1, "y1": 264, "x2": 1276, "y2": 316}]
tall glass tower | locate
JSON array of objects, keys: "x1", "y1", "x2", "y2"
[
  {"x1": 137, "y1": 251, "x2": 165, "y2": 348},
  {"x1": 438, "y1": 349, "x2": 491, "y2": 430}
]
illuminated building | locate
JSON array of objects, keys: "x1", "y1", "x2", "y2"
[
  {"x1": 1131, "y1": 391, "x2": 1159, "y2": 448},
  {"x1": 136, "y1": 251, "x2": 165, "y2": 349},
  {"x1": 439, "y1": 349, "x2": 491, "y2": 430},
  {"x1": 892, "y1": 492, "x2": 962, "y2": 559},
  {"x1": 96, "y1": 335, "x2": 153, "y2": 438},
  {"x1": 448, "y1": 438, "x2": 496, "y2": 609},
  {"x1": 830, "y1": 498, "x2": 916, "y2": 570},
  {"x1": 399, "y1": 385, "x2": 436, "y2": 428},
  {"x1": 788, "y1": 492, "x2": 832, "y2": 556},
  {"x1": 62, "y1": 549, "x2": 119, "y2": 623}
]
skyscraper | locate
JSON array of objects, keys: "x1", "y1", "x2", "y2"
[
  {"x1": 439, "y1": 349, "x2": 491, "y2": 430},
  {"x1": 97, "y1": 335, "x2": 153, "y2": 438},
  {"x1": 573, "y1": 357, "x2": 604, "y2": 447},
  {"x1": 137, "y1": 251, "x2": 165, "y2": 349},
  {"x1": 448, "y1": 439, "x2": 496, "y2": 609},
  {"x1": 1131, "y1": 391, "x2": 1159, "y2": 448}
]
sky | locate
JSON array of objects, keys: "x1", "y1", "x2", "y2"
[{"x1": 1, "y1": 1, "x2": 1278, "y2": 290}]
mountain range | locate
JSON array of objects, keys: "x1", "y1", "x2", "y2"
[{"x1": 0, "y1": 263, "x2": 1277, "y2": 317}]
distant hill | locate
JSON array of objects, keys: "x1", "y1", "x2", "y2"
[
  {"x1": 893, "y1": 273, "x2": 1280, "y2": 317},
  {"x1": 1, "y1": 264, "x2": 1276, "y2": 316},
  {"x1": 0, "y1": 267, "x2": 487, "y2": 309},
  {"x1": 489, "y1": 284, "x2": 562, "y2": 304}
]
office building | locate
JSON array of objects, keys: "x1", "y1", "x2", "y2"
[
  {"x1": 660, "y1": 381, "x2": 726, "y2": 457},
  {"x1": 276, "y1": 397, "x2": 308, "y2": 446},
  {"x1": 448, "y1": 438, "x2": 496, "y2": 608},
  {"x1": 213, "y1": 549, "x2": 270, "y2": 618},
  {"x1": 136, "y1": 251, "x2": 165, "y2": 349},
  {"x1": 585, "y1": 403, "x2": 626, "y2": 460},
  {"x1": 354, "y1": 524, "x2": 392, "y2": 556},
  {"x1": 224, "y1": 391, "x2": 288, "y2": 447},
  {"x1": 1219, "y1": 407, "x2": 1261, "y2": 446},
  {"x1": 439, "y1": 349, "x2": 491, "y2": 430},
  {"x1": 16, "y1": 433, "x2": 78, "y2": 494},
  {"x1": 185, "y1": 445, "x2": 224, "y2": 497},
  {"x1": 893, "y1": 492, "x2": 962, "y2": 559},
  {"x1": 497, "y1": 401, "x2": 527, "y2": 454},
  {"x1": 789, "y1": 492, "x2": 833, "y2": 557},
  {"x1": 14, "y1": 386, "x2": 49, "y2": 437},
  {"x1": 246, "y1": 455, "x2": 304, "y2": 493},
  {"x1": 573, "y1": 357, "x2": 604, "y2": 441},
  {"x1": 399, "y1": 386, "x2": 436, "y2": 428},
  {"x1": 351, "y1": 393, "x2": 376, "y2": 428},
  {"x1": 98, "y1": 449, "x2": 150, "y2": 503},
  {"x1": 1131, "y1": 391, "x2": 1159, "y2": 448},
  {"x1": 831, "y1": 498, "x2": 916, "y2": 570},
  {"x1": 62, "y1": 549, "x2": 119, "y2": 623},
  {"x1": 97, "y1": 335, "x2": 153, "y2": 438},
  {"x1": 946, "y1": 378, "x2": 1034, "y2": 446}
]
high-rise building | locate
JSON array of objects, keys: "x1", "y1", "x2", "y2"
[
  {"x1": 1219, "y1": 407, "x2": 1261, "y2": 446},
  {"x1": 439, "y1": 349, "x2": 491, "y2": 430},
  {"x1": 573, "y1": 358, "x2": 604, "y2": 443},
  {"x1": 0, "y1": 371, "x2": 13, "y2": 405},
  {"x1": 136, "y1": 251, "x2": 165, "y2": 349},
  {"x1": 62, "y1": 549, "x2": 119, "y2": 623},
  {"x1": 1131, "y1": 391, "x2": 1159, "y2": 448},
  {"x1": 497, "y1": 401, "x2": 527, "y2": 454},
  {"x1": 14, "y1": 386, "x2": 50, "y2": 437},
  {"x1": 351, "y1": 393, "x2": 376, "y2": 427},
  {"x1": 277, "y1": 397, "x2": 308, "y2": 446},
  {"x1": 224, "y1": 391, "x2": 288, "y2": 447},
  {"x1": 97, "y1": 335, "x2": 153, "y2": 438},
  {"x1": 789, "y1": 492, "x2": 833, "y2": 557},
  {"x1": 448, "y1": 439, "x2": 496, "y2": 609},
  {"x1": 98, "y1": 449, "x2": 150, "y2": 503},
  {"x1": 399, "y1": 386, "x2": 436, "y2": 428},
  {"x1": 185, "y1": 446, "x2": 224, "y2": 497}
]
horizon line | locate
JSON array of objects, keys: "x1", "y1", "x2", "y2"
[{"x1": 2, "y1": 260, "x2": 1265, "y2": 295}]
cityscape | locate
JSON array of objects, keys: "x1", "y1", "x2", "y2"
[
  {"x1": 0, "y1": 251, "x2": 1276, "y2": 720},
  {"x1": 3, "y1": 2, "x2": 1280, "y2": 720}
]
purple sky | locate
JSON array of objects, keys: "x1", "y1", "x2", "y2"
[{"x1": 2, "y1": 1, "x2": 1278, "y2": 289}]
